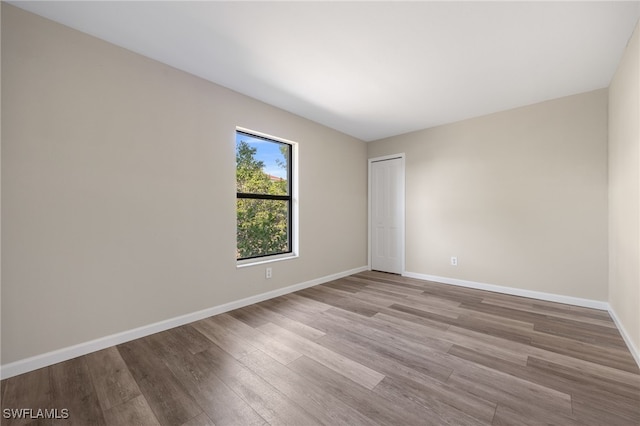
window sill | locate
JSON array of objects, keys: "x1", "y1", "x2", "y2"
[{"x1": 236, "y1": 253, "x2": 299, "y2": 268}]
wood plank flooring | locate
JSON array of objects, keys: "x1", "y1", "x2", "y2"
[{"x1": 2, "y1": 271, "x2": 639, "y2": 425}]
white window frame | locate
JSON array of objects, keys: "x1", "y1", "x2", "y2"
[{"x1": 236, "y1": 127, "x2": 299, "y2": 268}]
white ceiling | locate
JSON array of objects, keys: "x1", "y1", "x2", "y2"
[{"x1": 9, "y1": 1, "x2": 640, "y2": 142}]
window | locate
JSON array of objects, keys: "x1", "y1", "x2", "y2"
[{"x1": 236, "y1": 129, "x2": 295, "y2": 262}]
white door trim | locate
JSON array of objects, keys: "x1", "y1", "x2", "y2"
[{"x1": 368, "y1": 153, "x2": 406, "y2": 274}]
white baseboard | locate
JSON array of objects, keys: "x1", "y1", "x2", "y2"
[
  {"x1": 0, "y1": 266, "x2": 368, "y2": 380},
  {"x1": 402, "y1": 271, "x2": 610, "y2": 310},
  {"x1": 607, "y1": 307, "x2": 640, "y2": 369}
]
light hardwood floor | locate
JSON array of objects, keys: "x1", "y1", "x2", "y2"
[{"x1": 2, "y1": 271, "x2": 639, "y2": 425}]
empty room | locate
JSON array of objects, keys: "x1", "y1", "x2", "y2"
[{"x1": 1, "y1": 1, "x2": 639, "y2": 425}]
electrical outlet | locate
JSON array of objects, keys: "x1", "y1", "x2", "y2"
[
  {"x1": 266, "y1": 267, "x2": 272, "y2": 279},
  {"x1": 451, "y1": 256, "x2": 458, "y2": 266}
]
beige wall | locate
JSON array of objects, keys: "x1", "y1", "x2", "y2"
[
  {"x1": 0, "y1": 1, "x2": 3, "y2": 367},
  {"x1": 1, "y1": 5, "x2": 367, "y2": 364},
  {"x1": 369, "y1": 90, "x2": 609, "y2": 301},
  {"x1": 609, "y1": 21, "x2": 640, "y2": 356}
]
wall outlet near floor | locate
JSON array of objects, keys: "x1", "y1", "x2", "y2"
[
  {"x1": 266, "y1": 267, "x2": 272, "y2": 279},
  {"x1": 451, "y1": 256, "x2": 458, "y2": 266}
]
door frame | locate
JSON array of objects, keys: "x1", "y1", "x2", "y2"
[{"x1": 368, "y1": 153, "x2": 406, "y2": 274}]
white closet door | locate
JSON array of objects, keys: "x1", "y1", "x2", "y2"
[{"x1": 371, "y1": 157, "x2": 403, "y2": 274}]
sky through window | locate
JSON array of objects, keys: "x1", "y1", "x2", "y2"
[{"x1": 235, "y1": 133, "x2": 287, "y2": 179}]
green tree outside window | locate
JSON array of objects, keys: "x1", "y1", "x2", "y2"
[{"x1": 236, "y1": 133, "x2": 292, "y2": 260}]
